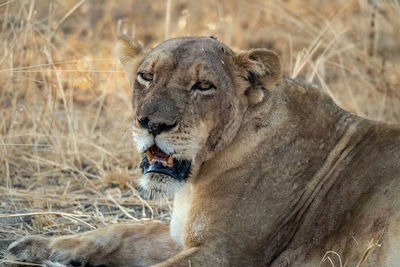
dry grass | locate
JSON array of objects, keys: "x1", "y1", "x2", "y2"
[{"x1": 0, "y1": 0, "x2": 399, "y2": 265}]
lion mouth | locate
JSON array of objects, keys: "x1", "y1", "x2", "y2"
[
  {"x1": 146, "y1": 145, "x2": 174, "y2": 167},
  {"x1": 140, "y1": 145, "x2": 191, "y2": 181}
]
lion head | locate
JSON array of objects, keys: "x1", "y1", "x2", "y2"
[{"x1": 116, "y1": 35, "x2": 282, "y2": 196}]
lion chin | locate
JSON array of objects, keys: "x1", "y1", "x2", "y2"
[{"x1": 137, "y1": 173, "x2": 186, "y2": 199}]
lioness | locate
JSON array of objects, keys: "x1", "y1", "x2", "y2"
[{"x1": 5, "y1": 36, "x2": 400, "y2": 267}]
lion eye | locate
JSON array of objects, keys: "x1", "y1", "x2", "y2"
[
  {"x1": 138, "y1": 72, "x2": 154, "y2": 82},
  {"x1": 191, "y1": 80, "x2": 215, "y2": 91}
]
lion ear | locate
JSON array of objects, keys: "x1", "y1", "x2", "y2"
[
  {"x1": 115, "y1": 34, "x2": 146, "y2": 84},
  {"x1": 234, "y1": 49, "x2": 282, "y2": 105}
]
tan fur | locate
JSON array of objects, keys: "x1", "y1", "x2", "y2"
[
  {"x1": 5, "y1": 37, "x2": 400, "y2": 267},
  {"x1": 115, "y1": 34, "x2": 147, "y2": 84}
]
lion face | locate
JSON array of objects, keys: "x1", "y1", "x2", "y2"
[{"x1": 116, "y1": 36, "x2": 282, "y2": 196}]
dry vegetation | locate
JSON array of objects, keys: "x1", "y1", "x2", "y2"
[{"x1": 0, "y1": 0, "x2": 399, "y2": 265}]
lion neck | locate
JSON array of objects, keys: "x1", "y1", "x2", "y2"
[
  {"x1": 186, "y1": 78, "x2": 376, "y2": 263},
  {"x1": 198, "y1": 78, "x2": 350, "y2": 180}
]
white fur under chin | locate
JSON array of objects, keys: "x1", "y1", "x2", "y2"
[{"x1": 138, "y1": 173, "x2": 185, "y2": 199}]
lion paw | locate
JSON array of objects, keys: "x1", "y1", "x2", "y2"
[
  {"x1": 4, "y1": 236, "x2": 98, "y2": 267},
  {"x1": 4, "y1": 236, "x2": 51, "y2": 266}
]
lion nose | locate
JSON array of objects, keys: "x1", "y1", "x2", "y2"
[{"x1": 138, "y1": 117, "x2": 177, "y2": 136}]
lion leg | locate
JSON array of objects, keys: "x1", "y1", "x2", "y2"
[
  {"x1": 5, "y1": 222, "x2": 181, "y2": 267},
  {"x1": 154, "y1": 247, "x2": 203, "y2": 267},
  {"x1": 154, "y1": 243, "x2": 237, "y2": 267}
]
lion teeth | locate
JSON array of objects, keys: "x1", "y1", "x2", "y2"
[
  {"x1": 167, "y1": 155, "x2": 173, "y2": 165},
  {"x1": 146, "y1": 150, "x2": 153, "y2": 161}
]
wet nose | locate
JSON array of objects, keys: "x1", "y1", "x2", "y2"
[{"x1": 138, "y1": 117, "x2": 177, "y2": 136}]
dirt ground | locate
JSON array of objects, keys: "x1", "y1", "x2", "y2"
[{"x1": 1, "y1": 0, "x2": 400, "y2": 264}]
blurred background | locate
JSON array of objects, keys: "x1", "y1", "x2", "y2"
[{"x1": 0, "y1": 0, "x2": 399, "y2": 260}]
